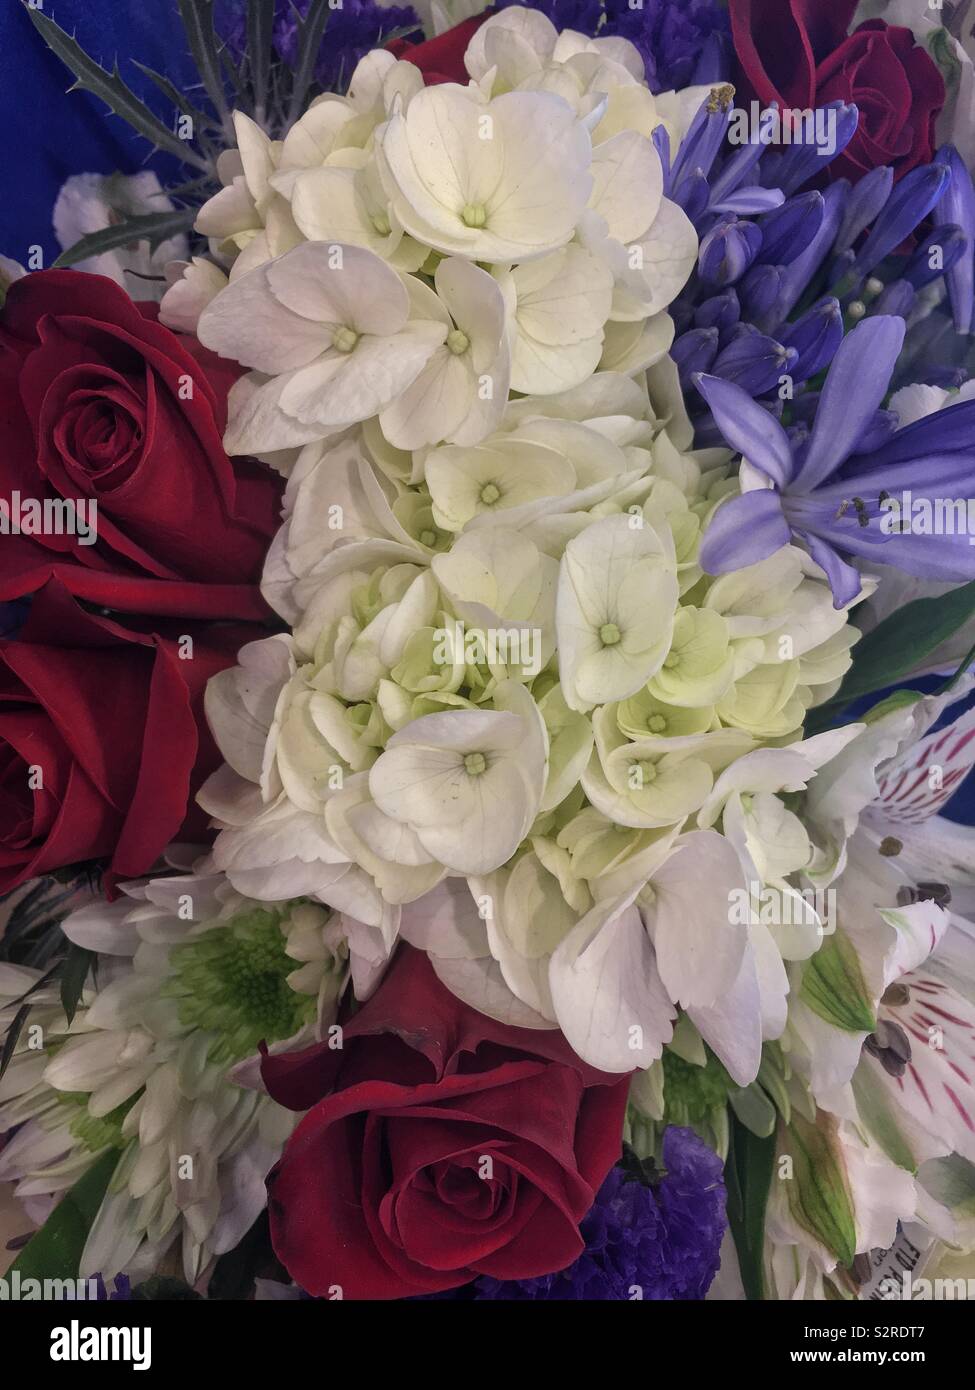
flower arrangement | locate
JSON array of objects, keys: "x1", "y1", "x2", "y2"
[{"x1": 2, "y1": 0, "x2": 975, "y2": 1311}]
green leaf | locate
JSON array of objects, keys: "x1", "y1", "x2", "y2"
[
  {"x1": 8, "y1": 1150, "x2": 119, "y2": 1281},
  {"x1": 52, "y1": 210, "x2": 197, "y2": 269},
  {"x1": 725, "y1": 1115, "x2": 776, "y2": 1300},
  {"x1": 0, "y1": 1002, "x2": 31, "y2": 1081},
  {"x1": 784, "y1": 1111, "x2": 857, "y2": 1267},
  {"x1": 0, "y1": 962, "x2": 61, "y2": 1081},
  {"x1": 27, "y1": 8, "x2": 209, "y2": 172},
  {"x1": 131, "y1": 61, "x2": 212, "y2": 129},
  {"x1": 729, "y1": 1083, "x2": 777, "y2": 1138},
  {"x1": 178, "y1": 0, "x2": 231, "y2": 126},
  {"x1": 247, "y1": 0, "x2": 276, "y2": 120},
  {"x1": 288, "y1": 0, "x2": 332, "y2": 123},
  {"x1": 59, "y1": 943, "x2": 94, "y2": 1026},
  {"x1": 799, "y1": 929, "x2": 876, "y2": 1033},
  {"x1": 823, "y1": 580, "x2": 975, "y2": 711}
]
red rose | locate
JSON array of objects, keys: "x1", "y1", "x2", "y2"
[
  {"x1": 387, "y1": 12, "x2": 490, "y2": 85},
  {"x1": 729, "y1": 2, "x2": 944, "y2": 181},
  {"x1": 0, "y1": 579, "x2": 259, "y2": 894},
  {"x1": 263, "y1": 946, "x2": 630, "y2": 1299},
  {"x1": 0, "y1": 271, "x2": 281, "y2": 621}
]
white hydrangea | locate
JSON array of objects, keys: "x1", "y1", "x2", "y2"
[
  {"x1": 200, "y1": 357, "x2": 867, "y2": 1078},
  {"x1": 189, "y1": 8, "x2": 697, "y2": 454}
]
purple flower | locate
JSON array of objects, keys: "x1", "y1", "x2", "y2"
[
  {"x1": 473, "y1": 1128, "x2": 727, "y2": 1301},
  {"x1": 934, "y1": 144, "x2": 975, "y2": 335},
  {"x1": 217, "y1": 0, "x2": 422, "y2": 94},
  {"x1": 273, "y1": 0, "x2": 421, "y2": 91},
  {"x1": 602, "y1": 0, "x2": 730, "y2": 94},
  {"x1": 697, "y1": 315, "x2": 975, "y2": 606}
]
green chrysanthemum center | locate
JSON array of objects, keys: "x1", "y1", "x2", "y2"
[
  {"x1": 62, "y1": 1093, "x2": 134, "y2": 1154},
  {"x1": 662, "y1": 1050, "x2": 733, "y2": 1127},
  {"x1": 165, "y1": 910, "x2": 314, "y2": 1064}
]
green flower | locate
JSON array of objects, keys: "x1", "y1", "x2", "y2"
[{"x1": 165, "y1": 908, "x2": 315, "y2": 1064}]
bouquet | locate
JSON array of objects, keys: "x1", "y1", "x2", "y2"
[{"x1": 2, "y1": 0, "x2": 975, "y2": 1307}]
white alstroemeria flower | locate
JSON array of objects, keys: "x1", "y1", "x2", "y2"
[
  {"x1": 53, "y1": 171, "x2": 189, "y2": 301},
  {"x1": 197, "y1": 242, "x2": 446, "y2": 454},
  {"x1": 379, "y1": 258, "x2": 510, "y2": 448},
  {"x1": 495, "y1": 244, "x2": 614, "y2": 394},
  {"x1": 556, "y1": 512, "x2": 678, "y2": 711},
  {"x1": 810, "y1": 916, "x2": 975, "y2": 1182},
  {"x1": 376, "y1": 83, "x2": 593, "y2": 264},
  {"x1": 158, "y1": 257, "x2": 229, "y2": 334},
  {"x1": 368, "y1": 681, "x2": 548, "y2": 873},
  {"x1": 786, "y1": 687, "x2": 975, "y2": 1100},
  {"x1": 765, "y1": 1111, "x2": 918, "y2": 1280}
]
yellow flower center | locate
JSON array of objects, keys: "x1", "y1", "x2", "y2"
[{"x1": 332, "y1": 326, "x2": 359, "y2": 353}]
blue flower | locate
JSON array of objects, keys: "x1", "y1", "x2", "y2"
[
  {"x1": 473, "y1": 1128, "x2": 727, "y2": 1301},
  {"x1": 696, "y1": 316, "x2": 975, "y2": 606},
  {"x1": 218, "y1": 0, "x2": 422, "y2": 94}
]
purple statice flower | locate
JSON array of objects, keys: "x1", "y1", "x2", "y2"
[
  {"x1": 474, "y1": 1127, "x2": 727, "y2": 1301},
  {"x1": 273, "y1": 0, "x2": 422, "y2": 92},
  {"x1": 217, "y1": 0, "x2": 422, "y2": 94},
  {"x1": 697, "y1": 315, "x2": 975, "y2": 606},
  {"x1": 602, "y1": 0, "x2": 730, "y2": 94},
  {"x1": 496, "y1": 0, "x2": 605, "y2": 39}
]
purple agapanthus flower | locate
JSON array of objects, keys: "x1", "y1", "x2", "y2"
[
  {"x1": 473, "y1": 1127, "x2": 727, "y2": 1300},
  {"x1": 697, "y1": 315, "x2": 975, "y2": 607}
]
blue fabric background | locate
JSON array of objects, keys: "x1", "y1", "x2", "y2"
[{"x1": 0, "y1": 0, "x2": 198, "y2": 267}]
